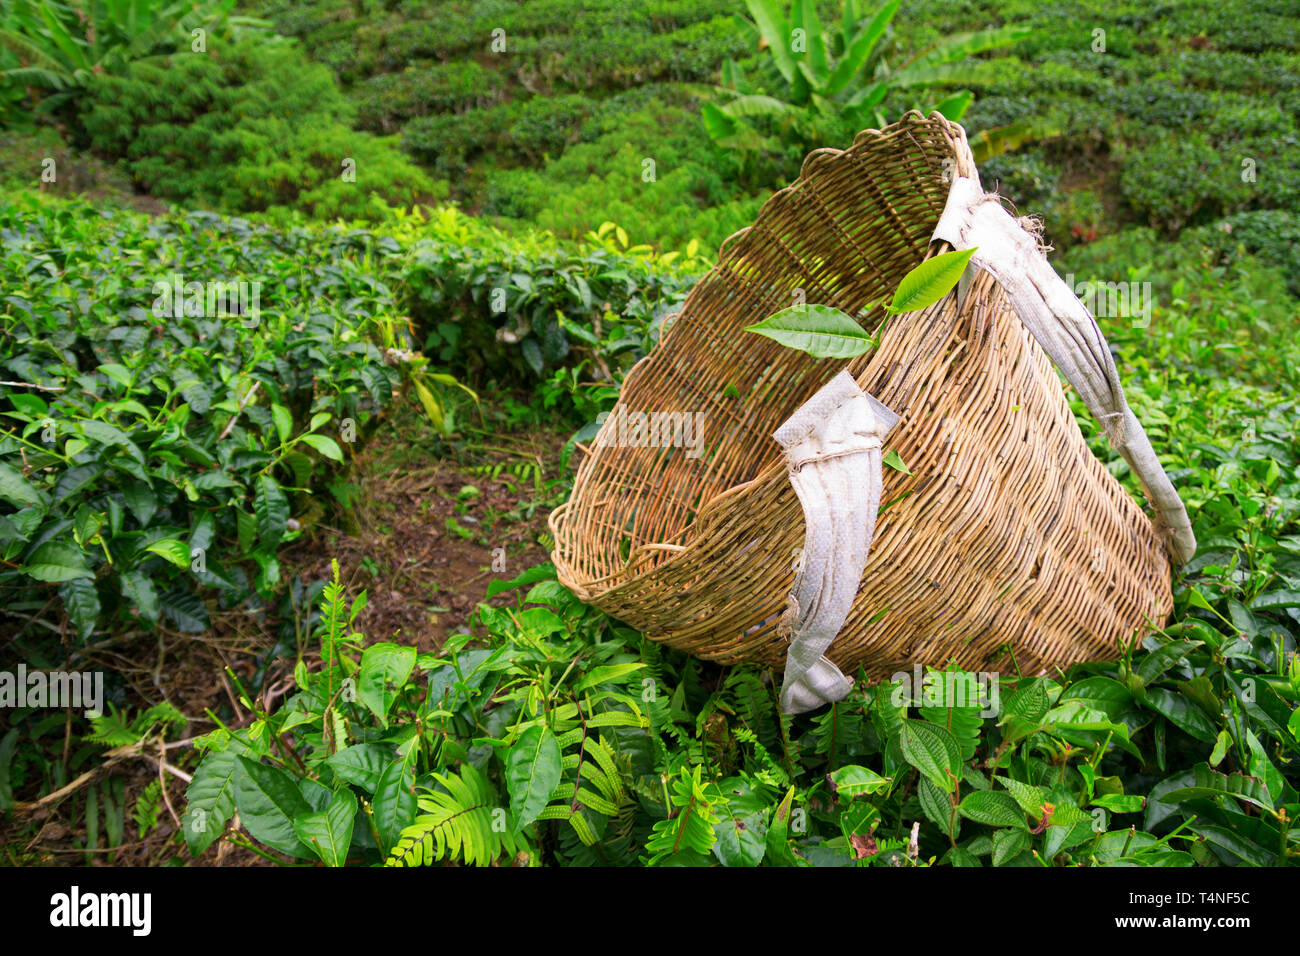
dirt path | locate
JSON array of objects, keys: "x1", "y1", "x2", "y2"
[{"x1": 2, "y1": 408, "x2": 569, "y2": 865}]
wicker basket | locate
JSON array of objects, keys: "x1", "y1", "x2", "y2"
[{"x1": 548, "y1": 112, "x2": 1194, "y2": 713}]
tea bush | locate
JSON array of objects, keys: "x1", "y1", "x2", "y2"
[
  {"x1": 351, "y1": 62, "x2": 508, "y2": 134},
  {"x1": 403, "y1": 94, "x2": 595, "y2": 181},
  {"x1": 481, "y1": 93, "x2": 765, "y2": 252},
  {"x1": 1119, "y1": 133, "x2": 1300, "y2": 234},
  {"x1": 184, "y1": 501, "x2": 1300, "y2": 867},
  {"x1": 398, "y1": 210, "x2": 708, "y2": 398},
  {"x1": 81, "y1": 39, "x2": 435, "y2": 221},
  {"x1": 176, "y1": 219, "x2": 1300, "y2": 867},
  {"x1": 1192, "y1": 210, "x2": 1300, "y2": 296},
  {"x1": 0, "y1": 192, "x2": 408, "y2": 645}
]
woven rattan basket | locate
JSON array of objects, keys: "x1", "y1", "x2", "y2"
[{"x1": 548, "y1": 112, "x2": 1195, "y2": 713}]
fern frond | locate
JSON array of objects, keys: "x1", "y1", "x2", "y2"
[
  {"x1": 133, "y1": 780, "x2": 163, "y2": 837},
  {"x1": 568, "y1": 809, "x2": 597, "y2": 844},
  {"x1": 643, "y1": 767, "x2": 725, "y2": 865},
  {"x1": 554, "y1": 796, "x2": 644, "y2": 866},
  {"x1": 535, "y1": 721, "x2": 635, "y2": 846},
  {"x1": 585, "y1": 737, "x2": 626, "y2": 799},
  {"x1": 916, "y1": 666, "x2": 985, "y2": 761},
  {"x1": 810, "y1": 699, "x2": 869, "y2": 762},
  {"x1": 576, "y1": 787, "x2": 620, "y2": 816},
  {"x1": 733, "y1": 726, "x2": 791, "y2": 788},
  {"x1": 385, "y1": 764, "x2": 517, "y2": 867},
  {"x1": 584, "y1": 710, "x2": 648, "y2": 730},
  {"x1": 85, "y1": 704, "x2": 139, "y2": 748}
]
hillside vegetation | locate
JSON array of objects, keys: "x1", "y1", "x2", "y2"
[{"x1": 0, "y1": 0, "x2": 1296, "y2": 868}]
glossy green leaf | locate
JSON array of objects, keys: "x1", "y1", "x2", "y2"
[
  {"x1": 298, "y1": 433, "x2": 344, "y2": 461},
  {"x1": 506, "y1": 724, "x2": 563, "y2": 831},
  {"x1": 182, "y1": 749, "x2": 240, "y2": 857},
  {"x1": 373, "y1": 752, "x2": 418, "y2": 856},
  {"x1": 0, "y1": 462, "x2": 46, "y2": 509},
  {"x1": 23, "y1": 541, "x2": 93, "y2": 582},
  {"x1": 234, "y1": 756, "x2": 312, "y2": 858},
  {"x1": 293, "y1": 787, "x2": 357, "y2": 867},
  {"x1": 254, "y1": 474, "x2": 289, "y2": 547},
  {"x1": 356, "y1": 642, "x2": 417, "y2": 725},
  {"x1": 145, "y1": 538, "x2": 190, "y2": 569},
  {"x1": 745, "y1": 304, "x2": 874, "y2": 358},
  {"x1": 828, "y1": 764, "x2": 891, "y2": 798},
  {"x1": 887, "y1": 248, "x2": 976, "y2": 314}
]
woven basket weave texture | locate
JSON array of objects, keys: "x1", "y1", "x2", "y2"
[{"x1": 549, "y1": 112, "x2": 1171, "y2": 682}]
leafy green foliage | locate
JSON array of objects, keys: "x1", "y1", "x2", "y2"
[
  {"x1": 643, "y1": 766, "x2": 724, "y2": 865},
  {"x1": 85, "y1": 702, "x2": 186, "y2": 748},
  {"x1": 705, "y1": 0, "x2": 1030, "y2": 171},
  {"x1": 745, "y1": 248, "x2": 974, "y2": 358},
  {"x1": 186, "y1": 538, "x2": 1300, "y2": 868},
  {"x1": 887, "y1": 248, "x2": 977, "y2": 314},
  {"x1": 386, "y1": 764, "x2": 517, "y2": 867},
  {"x1": 0, "y1": 190, "x2": 407, "y2": 645},
  {"x1": 0, "y1": 0, "x2": 257, "y2": 124},
  {"x1": 401, "y1": 211, "x2": 706, "y2": 409},
  {"x1": 81, "y1": 38, "x2": 435, "y2": 221},
  {"x1": 745, "y1": 303, "x2": 878, "y2": 358},
  {"x1": 481, "y1": 88, "x2": 765, "y2": 255}
]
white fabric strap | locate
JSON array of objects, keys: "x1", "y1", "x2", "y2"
[
  {"x1": 774, "y1": 370, "x2": 898, "y2": 714},
  {"x1": 933, "y1": 175, "x2": 1196, "y2": 565}
]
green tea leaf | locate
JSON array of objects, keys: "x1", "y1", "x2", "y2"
[
  {"x1": 23, "y1": 541, "x2": 93, "y2": 582},
  {"x1": 254, "y1": 475, "x2": 289, "y2": 547},
  {"x1": 145, "y1": 538, "x2": 190, "y2": 569},
  {"x1": 119, "y1": 570, "x2": 159, "y2": 625},
  {"x1": 183, "y1": 749, "x2": 240, "y2": 857},
  {"x1": 160, "y1": 587, "x2": 210, "y2": 633},
  {"x1": 293, "y1": 787, "x2": 357, "y2": 867},
  {"x1": 299, "y1": 433, "x2": 344, "y2": 461},
  {"x1": 1058, "y1": 676, "x2": 1131, "y2": 720},
  {"x1": 1143, "y1": 687, "x2": 1218, "y2": 744},
  {"x1": 1190, "y1": 824, "x2": 1273, "y2": 866},
  {"x1": 1092, "y1": 793, "x2": 1145, "y2": 813},
  {"x1": 744, "y1": 304, "x2": 874, "y2": 359},
  {"x1": 0, "y1": 462, "x2": 46, "y2": 509},
  {"x1": 506, "y1": 725, "x2": 563, "y2": 831},
  {"x1": 887, "y1": 248, "x2": 976, "y2": 314},
  {"x1": 59, "y1": 577, "x2": 100, "y2": 641},
  {"x1": 326, "y1": 744, "x2": 390, "y2": 792},
  {"x1": 271, "y1": 404, "x2": 293, "y2": 445},
  {"x1": 373, "y1": 754, "x2": 418, "y2": 856},
  {"x1": 1209, "y1": 729, "x2": 1232, "y2": 766},
  {"x1": 234, "y1": 756, "x2": 312, "y2": 857},
  {"x1": 882, "y1": 449, "x2": 912, "y2": 475},
  {"x1": 357, "y1": 642, "x2": 417, "y2": 725}
]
